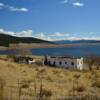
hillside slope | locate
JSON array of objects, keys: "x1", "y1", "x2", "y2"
[
  {"x1": 0, "y1": 57, "x2": 100, "y2": 99},
  {"x1": 0, "y1": 33, "x2": 52, "y2": 47}
]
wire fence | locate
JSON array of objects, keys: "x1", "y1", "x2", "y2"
[{"x1": 0, "y1": 80, "x2": 100, "y2": 100}]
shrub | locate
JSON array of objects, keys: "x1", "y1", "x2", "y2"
[
  {"x1": 92, "y1": 80, "x2": 100, "y2": 88},
  {"x1": 21, "y1": 84, "x2": 29, "y2": 88},
  {"x1": 7, "y1": 55, "x2": 15, "y2": 58},
  {"x1": 38, "y1": 68, "x2": 46, "y2": 73},
  {"x1": 73, "y1": 74, "x2": 81, "y2": 79},
  {"x1": 74, "y1": 85, "x2": 85, "y2": 92},
  {"x1": 36, "y1": 67, "x2": 46, "y2": 74},
  {"x1": 52, "y1": 69, "x2": 61, "y2": 75},
  {"x1": 39, "y1": 89, "x2": 52, "y2": 98},
  {"x1": 46, "y1": 76, "x2": 53, "y2": 82},
  {"x1": 20, "y1": 80, "x2": 30, "y2": 88},
  {"x1": 76, "y1": 86, "x2": 85, "y2": 92}
]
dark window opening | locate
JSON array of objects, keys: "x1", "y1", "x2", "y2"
[
  {"x1": 59, "y1": 61, "x2": 62, "y2": 65},
  {"x1": 71, "y1": 62, "x2": 74, "y2": 66},
  {"x1": 48, "y1": 61, "x2": 51, "y2": 65},
  {"x1": 53, "y1": 61, "x2": 56, "y2": 66},
  {"x1": 65, "y1": 62, "x2": 67, "y2": 64}
]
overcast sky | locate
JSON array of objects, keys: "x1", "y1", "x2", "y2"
[{"x1": 0, "y1": 0, "x2": 100, "y2": 41}]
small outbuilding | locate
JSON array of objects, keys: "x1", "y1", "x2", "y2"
[{"x1": 14, "y1": 56, "x2": 35, "y2": 64}]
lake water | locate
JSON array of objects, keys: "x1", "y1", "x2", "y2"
[
  {"x1": 0, "y1": 45, "x2": 100, "y2": 57},
  {"x1": 31, "y1": 45, "x2": 100, "y2": 57}
]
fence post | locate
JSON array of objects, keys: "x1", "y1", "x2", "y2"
[
  {"x1": 9, "y1": 86, "x2": 13, "y2": 100},
  {"x1": 0, "y1": 78, "x2": 5, "y2": 100},
  {"x1": 72, "y1": 79, "x2": 75, "y2": 100},
  {"x1": 33, "y1": 78, "x2": 37, "y2": 100},
  {"x1": 18, "y1": 80, "x2": 21, "y2": 100}
]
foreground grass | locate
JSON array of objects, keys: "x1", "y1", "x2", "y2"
[{"x1": 0, "y1": 59, "x2": 100, "y2": 100}]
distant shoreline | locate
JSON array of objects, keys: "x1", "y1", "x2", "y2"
[
  {"x1": 0, "y1": 43, "x2": 100, "y2": 50},
  {"x1": 8, "y1": 43, "x2": 100, "y2": 49}
]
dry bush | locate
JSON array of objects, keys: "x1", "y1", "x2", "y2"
[
  {"x1": 36, "y1": 67, "x2": 46, "y2": 74},
  {"x1": 46, "y1": 75, "x2": 53, "y2": 82},
  {"x1": 92, "y1": 80, "x2": 100, "y2": 88},
  {"x1": 73, "y1": 74, "x2": 81, "y2": 79},
  {"x1": 95, "y1": 72, "x2": 100, "y2": 78},
  {"x1": 21, "y1": 83, "x2": 29, "y2": 89},
  {"x1": 20, "y1": 80, "x2": 31, "y2": 89},
  {"x1": 38, "y1": 89, "x2": 52, "y2": 98},
  {"x1": 35, "y1": 61, "x2": 43, "y2": 66},
  {"x1": 38, "y1": 68, "x2": 46, "y2": 73},
  {"x1": 6, "y1": 55, "x2": 15, "y2": 58},
  {"x1": 52, "y1": 69, "x2": 61, "y2": 75},
  {"x1": 33, "y1": 78, "x2": 52, "y2": 100},
  {"x1": 74, "y1": 85, "x2": 86, "y2": 92}
]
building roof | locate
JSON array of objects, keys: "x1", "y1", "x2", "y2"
[{"x1": 49, "y1": 56, "x2": 82, "y2": 59}]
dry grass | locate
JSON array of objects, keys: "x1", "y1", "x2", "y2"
[{"x1": 0, "y1": 56, "x2": 100, "y2": 99}]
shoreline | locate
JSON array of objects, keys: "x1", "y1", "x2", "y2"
[{"x1": 0, "y1": 43, "x2": 100, "y2": 50}]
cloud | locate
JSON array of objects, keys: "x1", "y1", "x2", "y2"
[
  {"x1": 15, "y1": 30, "x2": 33, "y2": 37},
  {"x1": 50, "y1": 32, "x2": 69, "y2": 37},
  {"x1": 0, "y1": 28, "x2": 15, "y2": 35},
  {"x1": 72, "y1": 2, "x2": 84, "y2": 7},
  {"x1": 0, "y1": 3, "x2": 4, "y2": 7},
  {"x1": 61, "y1": 0, "x2": 68, "y2": 4},
  {"x1": 0, "y1": 28, "x2": 100, "y2": 41},
  {"x1": 0, "y1": 3, "x2": 4, "y2": 10},
  {"x1": 0, "y1": 2, "x2": 29, "y2": 12},
  {"x1": 67, "y1": 37, "x2": 100, "y2": 41},
  {"x1": 34, "y1": 32, "x2": 100, "y2": 41},
  {"x1": 34, "y1": 33, "x2": 52, "y2": 41},
  {"x1": 9, "y1": 6, "x2": 28, "y2": 12},
  {"x1": 0, "y1": 28, "x2": 32, "y2": 37},
  {"x1": 34, "y1": 32, "x2": 71, "y2": 41},
  {"x1": 61, "y1": 0, "x2": 84, "y2": 7}
]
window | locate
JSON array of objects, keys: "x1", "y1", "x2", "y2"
[
  {"x1": 71, "y1": 62, "x2": 74, "y2": 66},
  {"x1": 53, "y1": 61, "x2": 56, "y2": 66},
  {"x1": 59, "y1": 61, "x2": 62, "y2": 65}
]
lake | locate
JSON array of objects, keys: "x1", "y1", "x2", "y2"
[
  {"x1": 0, "y1": 45, "x2": 100, "y2": 57},
  {"x1": 31, "y1": 45, "x2": 100, "y2": 57}
]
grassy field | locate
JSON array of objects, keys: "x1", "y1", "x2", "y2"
[{"x1": 0, "y1": 56, "x2": 100, "y2": 100}]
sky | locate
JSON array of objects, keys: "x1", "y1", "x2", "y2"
[{"x1": 0, "y1": 0, "x2": 100, "y2": 41}]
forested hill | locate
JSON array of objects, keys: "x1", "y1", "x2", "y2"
[{"x1": 0, "y1": 33, "x2": 51, "y2": 47}]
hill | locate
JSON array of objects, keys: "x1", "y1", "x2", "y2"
[
  {"x1": 54, "y1": 40, "x2": 100, "y2": 44},
  {"x1": 0, "y1": 33, "x2": 52, "y2": 47}
]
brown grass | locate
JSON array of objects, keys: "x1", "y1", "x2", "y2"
[{"x1": 0, "y1": 56, "x2": 100, "y2": 99}]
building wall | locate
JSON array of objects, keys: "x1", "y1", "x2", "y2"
[
  {"x1": 46, "y1": 56, "x2": 83, "y2": 70},
  {"x1": 77, "y1": 58, "x2": 83, "y2": 70}
]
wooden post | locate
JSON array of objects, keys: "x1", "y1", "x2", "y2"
[
  {"x1": 39, "y1": 78, "x2": 43, "y2": 100},
  {"x1": 18, "y1": 80, "x2": 21, "y2": 100},
  {"x1": 34, "y1": 78, "x2": 37, "y2": 100},
  {"x1": 0, "y1": 78, "x2": 5, "y2": 100},
  {"x1": 72, "y1": 79, "x2": 75, "y2": 99},
  {"x1": 9, "y1": 86, "x2": 13, "y2": 100}
]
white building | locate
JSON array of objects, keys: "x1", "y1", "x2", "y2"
[{"x1": 45, "y1": 56, "x2": 84, "y2": 70}]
